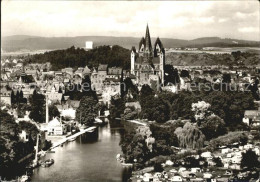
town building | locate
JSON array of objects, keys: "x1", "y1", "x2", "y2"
[{"x1": 131, "y1": 24, "x2": 165, "y2": 88}]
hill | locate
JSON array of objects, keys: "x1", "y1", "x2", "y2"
[
  {"x1": 166, "y1": 51, "x2": 260, "y2": 66},
  {"x1": 2, "y1": 35, "x2": 259, "y2": 52},
  {"x1": 25, "y1": 45, "x2": 131, "y2": 71}
]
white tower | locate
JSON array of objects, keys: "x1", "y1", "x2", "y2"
[
  {"x1": 131, "y1": 47, "x2": 136, "y2": 74},
  {"x1": 159, "y1": 53, "x2": 165, "y2": 85}
]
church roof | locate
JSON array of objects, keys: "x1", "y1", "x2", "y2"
[
  {"x1": 139, "y1": 37, "x2": 145, "y2": 50},
  {"x1": 131, "y1": 46, "x2": 136, "y2": 53},
  {"x1": 144, "y1": 24, "x2": 153, "y2": 53}
]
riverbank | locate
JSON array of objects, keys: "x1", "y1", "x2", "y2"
[
  {"x1": 48, "y1": 126, "x2": 97, "y2": 149},
  {"x1": 115, "y1": 118, "x2": 147, "y2": 126},
  {"x1": 31, "y1": 121, "x2": 131, "y2": 182}
]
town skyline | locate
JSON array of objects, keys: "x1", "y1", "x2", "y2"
[{"x1": 2, "y1": 1, "x2": 260, "y2": 41}]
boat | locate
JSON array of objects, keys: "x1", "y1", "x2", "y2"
[
  {"x1": 68, "y1": 137, "x2": 77, "y2": 142},
  {"x1": 41, "y1": 159, "x2": 54, "y2": 167}
]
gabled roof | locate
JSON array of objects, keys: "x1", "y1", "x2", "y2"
[
  {"x1": 108, "y1": 67, "x2": 122, "y2": 75},
  {"x1": 139, "y1": 37, "x2": 145, "y2": 51},
  {"x1": 154, "y1": 37, "x2": 164, "y2": 50},
  {"x1": 144, "y1": 24, "x2": 153, "y2": 53},
  {"x1": 131, "y1": 46, "x2": 136, "y2": 53}
]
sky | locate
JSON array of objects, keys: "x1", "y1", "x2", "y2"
[{"x1": 2, "y1": 0, "x2": 260, "y2": 41}]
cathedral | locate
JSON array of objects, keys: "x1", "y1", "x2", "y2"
[{"x1": 131, "y1": 24, "x2": 165, "y2": 87}]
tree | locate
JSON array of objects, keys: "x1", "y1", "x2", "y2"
[
  {"x1": 164, "y1": 65, "x2": 179, "y2": 85},
  {"x1": 140, "y1": 95, "x2": 170, "y2": 123},
  {"x1": 191, "y1": 101, "x2": 211, "y2": 122},
  {"x1": 17, "y1": 103, "x2": 31, "y2": 118},
  {"x1": 76, "y1": 96, "x2": 99, "y2": 126},
  {"x1": 125, "y1": 134, "x2": 151, "y2": 163},
  {"x1": 200, "y1": 115, "x2": 226, "y2": 140},
  {"x1": 16, "y1": 90, "x2": 20, "y2": 104},
  {"x1": 49, "y1": 104, "x2": 60, "y2": 120},
  {"x1": 29, "y1": 90, "x2": 45, "y2": 123},
  {"x1": 171, "y1": 91, "x2": 200, "y2": 121},
  {"x1": 82, "y1": 75, "x2": 92, "y2": 93},
  {"x1": 121, "y1": 77, "x2": 139, "y2": 100},
  {"x1": 222, "y1": 74, "x2": 231, "y2": 83},
  {"x1": 241, "y1": 149, "x2": 259, "y2": 169},
  {"x1": 180, "y1": 70, "x2": 189, "y2": 78},
  {"x1": 154, "y1": 162, "x2": 164, "y2": 172},
  {"x1": 174, "y1": 122, "x2": 205, "y2": 149},
  {"x1": 11, "y1": 90, "x2": 16, "y2": 105},
  {"x1": 184, "y1": 156, "x2": 200, "y2": 168},
  {"x1": 109, "y1": 96, "x2": 125, "y2": 119},
  {"x1": 150, "y1": 122, "x2": 180, "y2": 155},
  {"x1": 213, "y1": 157, "x2": 223, "y2": 167},
  {"x1": 19, "y1": 90, "x2": 24, "y2": 103}
]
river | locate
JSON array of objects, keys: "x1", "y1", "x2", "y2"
[{"x1": 31, "y1": 121, "x2": 132, "y2": 182}]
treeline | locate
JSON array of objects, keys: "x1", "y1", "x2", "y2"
[
  {"x1": 25, "y1": 45, "x2": 131, "y2": 70},
  {"x1": 166, "y1": 51, "x2": 260, "y2": 66},
  {"x1": 185, "y1": 42, "x2": 260, "y2": 49}
]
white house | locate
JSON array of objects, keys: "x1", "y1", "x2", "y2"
[
  {"x1": 201, "y1": 152, "x2": 212, "y2": 159},
  {"x1": 48, "y1": 117, "x2": 67, "y2": 135},
  {"x1": 221, "y1": 148, "x2": 231, "y2": 154},
  {"x1": 231, "y1": 156, "x2": 241, "y2": 164},
  {"x1": 85, "y1": 41, "x2": 93, "y2": 50},
  {"x1": 203, "y1": 173, "x2": 213, "y2": 179}
]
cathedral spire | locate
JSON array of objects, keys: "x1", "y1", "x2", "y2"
[{"x1": 144, "y1": 24, "x2": 152, "y2": 55}]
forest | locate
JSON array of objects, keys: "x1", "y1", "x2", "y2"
[{"x1": 24, "y1": 45, "x2": 131, "y2": 70}]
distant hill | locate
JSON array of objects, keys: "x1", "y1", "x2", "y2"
[{"x1": 1, "y1": 35, "x2": 259, "y2": 52}]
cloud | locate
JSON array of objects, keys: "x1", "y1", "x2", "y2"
[
  {"x1": 218, "y1": 18, "x2": 228, "y2": 23},
  {"x1": 1, "y1": 0, "x2": 259, "y2": 41},
  {"x1": 238, "y1": 27, "x2": 259, "y2": 33},
  {"x1": 195, "y1": 16, "x2": 215, "y2": 24}
]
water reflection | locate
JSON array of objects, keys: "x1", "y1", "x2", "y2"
[{"x1": 31, "y1": 121, "x2": 131, "y2": 182}]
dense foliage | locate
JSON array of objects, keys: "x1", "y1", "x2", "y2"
[
  {"x1": 120, "y1": 124, "x2": 152, "y2": 164},
  {"x1": 0, "y1": 109, "x2": 40, "y2": 179},
  {"x1": 174, "y1": 122, "x2": 205, "y2": 149},
  {"x1": 109, "y1": 96, "x2": 126, "y2": 119},
  {"x1": 207, "y1": 131, "x2": 248, "y2": 151},
  {"x1": 29, "y1": 90, "x2": 46, "y2": 123},
  {"x1": 150, "y1": 122, "x2": 181, "y2": 155},
  {"x1": 166, "y1": 51, "x2": 260, "y2": 66},
  {"x1": 241, "y1": 149, "x2": 260, "y2": 169},
  {"x1": 25, "y1": 45, "x2": 131, "y2": 70},
  {"x1": 76, "y1": 95, "x2": 99, "y2": 126}
]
